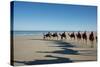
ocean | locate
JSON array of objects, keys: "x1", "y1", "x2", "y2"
[{"x1": 13, "y1": 31, "x2": 65, "y2": 36}]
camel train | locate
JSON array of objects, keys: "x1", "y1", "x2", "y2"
[
  {"x1": 43, "y1": 32, "x2": 66, "y2": 40},
  {"x1": 43, "y1": 31, "x2": 97, "y2": 41},
  {"x1": 43, "y1": 31, "x2": 97, "y2": 47}
]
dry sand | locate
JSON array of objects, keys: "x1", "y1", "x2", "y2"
[{"x1": 13, "y1": 32, "x2": 97, "y2": 66}]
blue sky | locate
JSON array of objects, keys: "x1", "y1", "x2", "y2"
[{"x1": 13, "y1": 1, "x2": 97, "y2": 31}]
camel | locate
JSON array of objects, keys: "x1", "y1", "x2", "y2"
[
  {"x1": 81, "y1": 31, "x2": 87, "y2": 47},
  {"x1": 76, "y1": 32, "x2": 81, "y2": 40},
  {"x1": 89, "y1": 32, "x2": 94, "y2": 48},
  {"x1": 43, "y1": 32, "x2": 52, "y2": 40},
  {"x1": 68, "y1": 32, "x2": 75, "y2": 40},
  {"x1": 51, "y1": 32, "x2": 59, "y2": 40},
  {"x1": 82, "y1": 31, "x2": 87, "y2": 41},
  {"x1": 59, "y1": 32, "x2": 66, "y2": 39},
  {"x1": 96, "y1": 36, "x2": 97, "y2": 42},
  {"x1": 89, "y1": 32, "x2": 94, "y2": 41}
]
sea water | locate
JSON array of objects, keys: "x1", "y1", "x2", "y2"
[{"x1": 13, "y1": 31, "x2": 66, "y2": 36}]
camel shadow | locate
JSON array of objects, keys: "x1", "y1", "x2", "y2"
[
  {"x1": 50, "y1": 41, "x2": 75, "y2": 48},
  {"x1": 37, "y1": 48, "x2": 79, "y2": 55},
  {"x1": 29, "y1": 38, "x2": 78, "y2": 55},
  {"x1": 14, "y1": 55, "x2": 73, "y2": 65}
]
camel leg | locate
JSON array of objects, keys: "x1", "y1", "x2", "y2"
[
  {"x1": 61, "y1": 37, "x2": 63, "y2": 40},
  {"x1": 83, "y1": 39, "x2": 85, "y2": 48},
  {"x1": 49, "y1": 37, "x2": 50, "y2": 40},
  {"x1": 57, "y1": 36, "x2": 58, "y2": 40},
  {"x1": 78, "y1": 39, "x2": 82, "y2": 48},
  {"x1": 43, "y1": 36, "x2": 45, "y2": 40},
  {"x1": 70, "y1": 37, "x2": 72, "y2": 40},
  {"x1": 91, "y1": 41, "x2": 94, "y2": 48},
  {"x1": 83, "y1": 39, "x2": 87, "y2": 48},
  {"x1": 74, "y1": 37, "x2": 75, "y2": 40},
  {"x1": 65, "y1": 37, "x2": 66, "y2": 40},
  {"x1": 85, "y1": 39, "x2": 87, "y2": 46},
  {"x1": 53, "y1": 37, "x2": 54, "y2": 40}
]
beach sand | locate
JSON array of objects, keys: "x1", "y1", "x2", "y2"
[{"x1": 13, "y1": 32, "x2": 97, "y2": 66}]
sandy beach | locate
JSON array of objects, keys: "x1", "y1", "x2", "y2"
[{"x1": 13, "y1": 32, "x2": 97, "y2": 66}]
